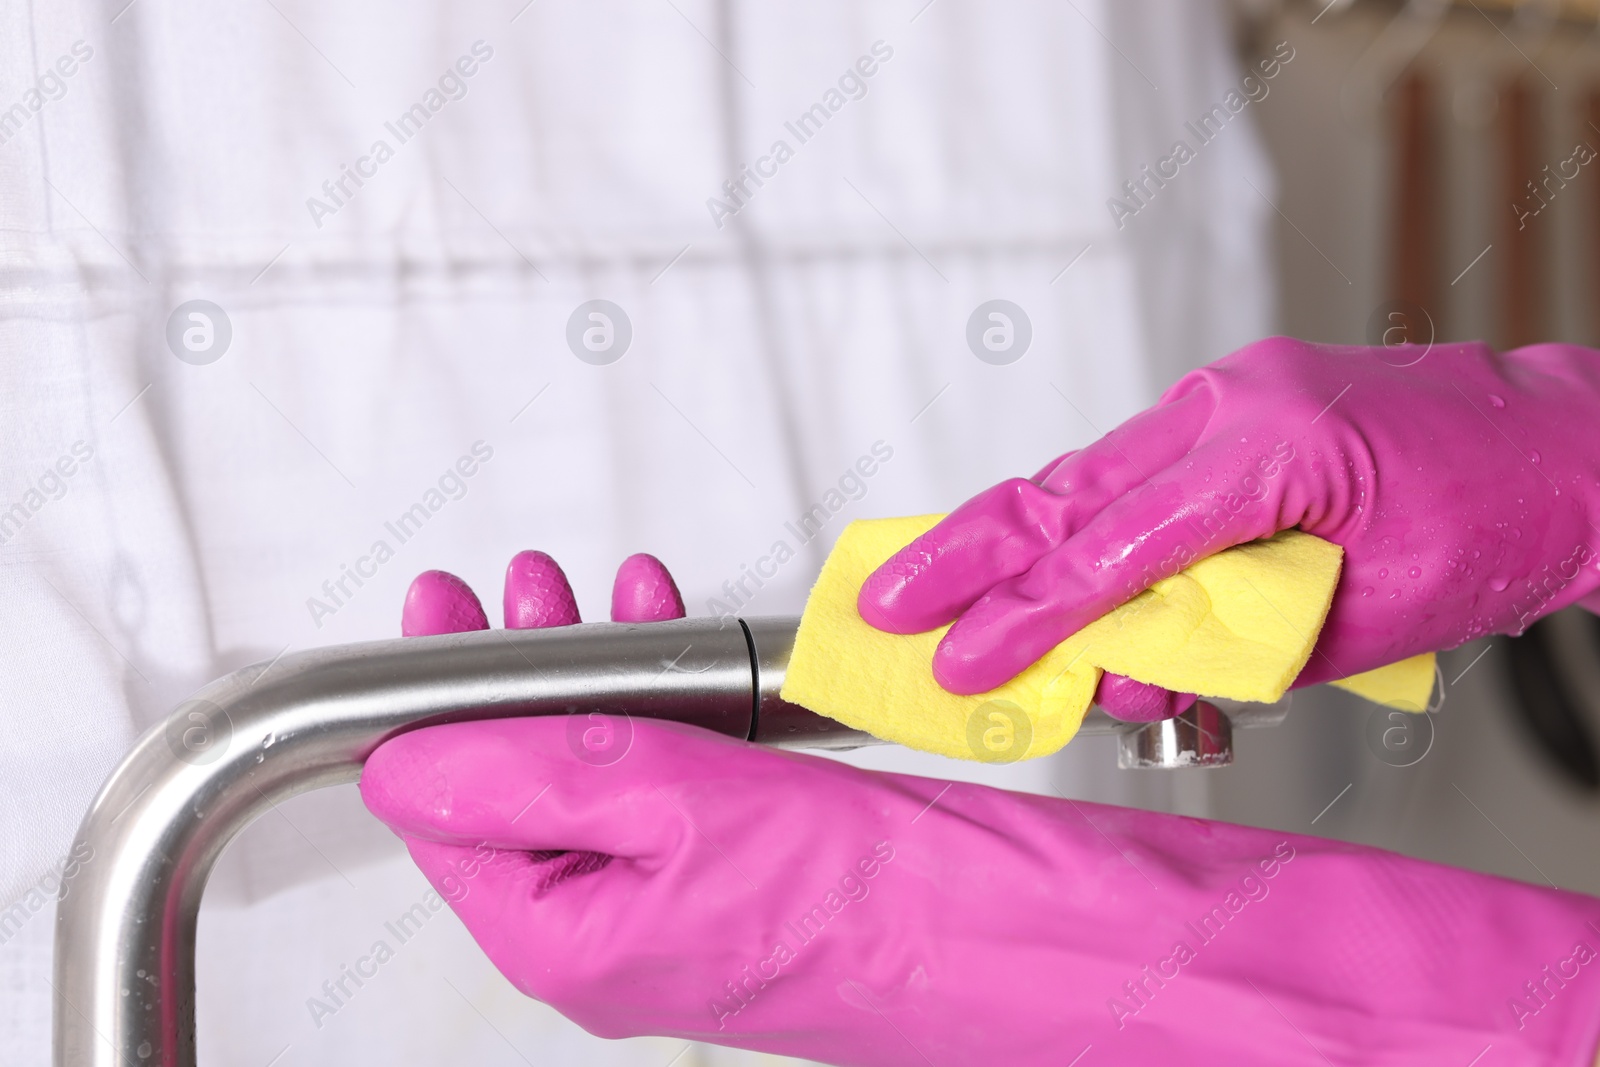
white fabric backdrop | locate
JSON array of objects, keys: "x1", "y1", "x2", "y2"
[{"x1": 0, "y1": 0, "x2": 1275, "y2": 1062}]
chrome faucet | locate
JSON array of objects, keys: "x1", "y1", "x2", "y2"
[{"x1": 52, "y1": 615, "x2": 1284, "y2": 1066}]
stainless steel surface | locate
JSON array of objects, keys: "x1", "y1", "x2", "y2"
[
  {"x1": 743, "y1": 616, "x2": 876, "y2": 750},
  {"x1": 54, "y1": 616, "x2": 836, "y2": 1067},
  {"x1": 54, "y1": 612, "x2": 1291, "y2": 1065},
  {"x1": 1118, "y1": 701, "x2": 1236, "y2": 768}
]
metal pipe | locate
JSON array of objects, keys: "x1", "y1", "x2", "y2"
[
  {"x1": 52, "y1": 614, "x2": 1281, "y2": 1065},
  {"x1": 54, "y1": 617, "x2": 791, "y2": 1066},
  {"x1": 1119, "y1": 701, "x2": 1234, "y2": 768}
]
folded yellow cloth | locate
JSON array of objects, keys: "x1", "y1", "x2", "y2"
[
  {"x1": 781, "y1": 515, "x2": 1434, "y2": 762},
  {"x1": 1329, "y1": 653, "x2": 1436, "y2": 712}
]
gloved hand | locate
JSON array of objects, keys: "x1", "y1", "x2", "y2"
[
  {"x1": 365, "y1": 551, "x2": 1600, "y2": 1065},
  {"x1": 859, "y1": 338, "x2": 1600, "y2": 714},
  {"x1": 401, "y1": 549, "x2": 686, "y2": 636}
]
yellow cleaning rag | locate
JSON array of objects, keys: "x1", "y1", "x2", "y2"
[
  {"x1": 1329, "y1": 653, "x2": 1436, "y2": 712},
  {"x1": 780, "y1": 515, "x2": 1434, "y2": 762}
]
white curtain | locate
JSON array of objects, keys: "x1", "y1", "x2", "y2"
[{"x1": 0, "y1": 0, "x2": 1274, "y2": 1062}]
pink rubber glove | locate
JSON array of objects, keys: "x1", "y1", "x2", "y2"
[
  {"x1": 402, "y1": 550, "x2": 685, "y2": 637},
  {"x1": 364, "y1": 725, "x2": 1600, "y2": 1061},
  {"x1": 860, "y1": 338, "x2": 1600, "y2": 709},
  {"x1": 367, "y1": 552, "x2": 1600, "y2": 1064}
]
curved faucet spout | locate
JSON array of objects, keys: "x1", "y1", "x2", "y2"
[{"x1": 52, "y1": 616, "x2": 857, "y2": 1067}]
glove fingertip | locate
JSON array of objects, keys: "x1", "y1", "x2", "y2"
[
  {"x1": 611, "y1": 553, "x2": 686, "y2": 622},
  {"x1": 1094, "y1": 672, "x2": 1197, "y2": 722},
  {"x1": 402, "y1": 570, "x2": 490, "y2": 636},
  {"x1": 855, "y1": 581, "x2": 913, "y2": 633},
  {"x1": 858, "y1": 535, "x2": 944, "y2": 633},
  {"x1": 932, "y1": 588, "x2": 1075, "y2": 695},
  {"x1": 505, "y1": 550, "x2": 582, "y2": 628},
  {"x1": 929, "y1": 632, "x2": 1003, "y2": 695},
  {"x1": 358, "y1": 736, "x2": 440, "y2": 833}
]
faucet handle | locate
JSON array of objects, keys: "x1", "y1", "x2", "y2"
[{"x1": 1117, "y1": 701, "x2": 1234, "y2": 769}]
